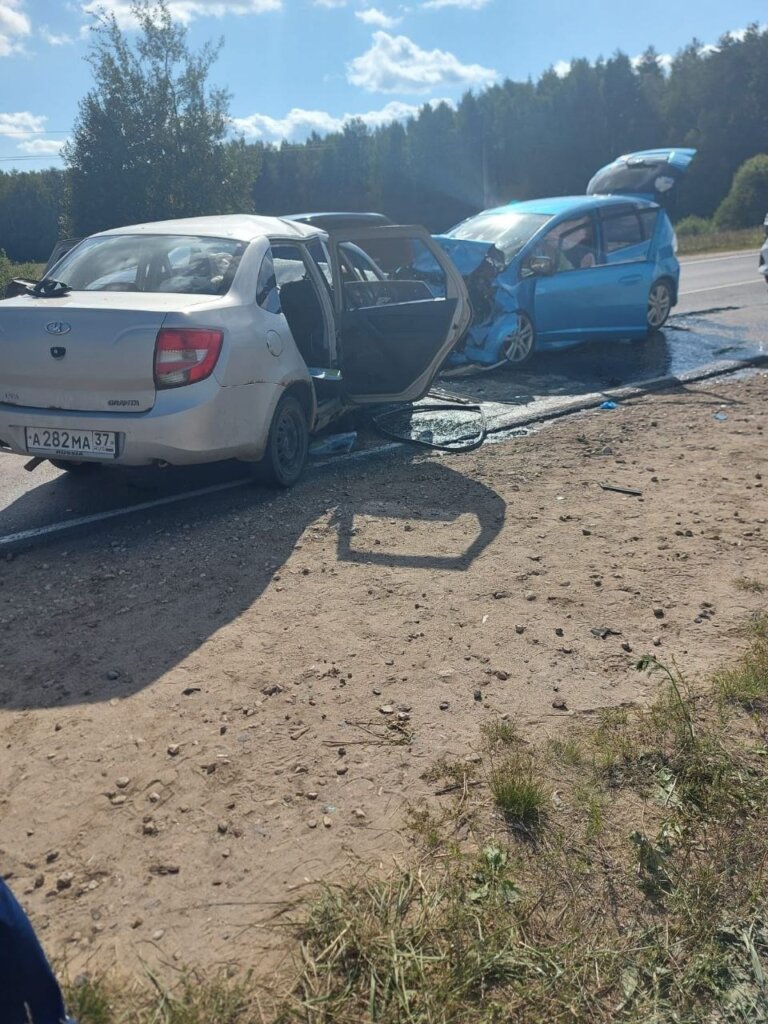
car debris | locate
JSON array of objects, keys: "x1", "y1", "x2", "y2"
[{"x1": 599, "y1": 483, "x2": 643, "y2": 496}]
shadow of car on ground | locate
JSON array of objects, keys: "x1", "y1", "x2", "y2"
[{"x1": 0, "y1": 456, "x2": 506, "y2": 710}]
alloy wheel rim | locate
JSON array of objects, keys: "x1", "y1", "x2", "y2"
[
  {"x1": 648, "y1": 285, "x2": 671, "y2": 328},
  {"x1": 504, "y1": 317, "x2": 534, "y2": 363}
]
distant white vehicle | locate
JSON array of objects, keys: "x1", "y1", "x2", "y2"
[{"x1": 0, "y1": 215, "x2": 469, "y2": 486}]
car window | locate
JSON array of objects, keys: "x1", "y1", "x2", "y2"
[
  {"x1": 256, "y1": 250, "x2": 280, "y2": 313},
  {"x1": 333, "y1": 232, "x2": 443, "y2": 310},
  {"x1": 530, "y1": 216, "x2": 597, "y2": 273},
  {"x1": 339, "y1": 242, "x2": 383, "y2": 282},
  {"x1": 305, "y1": 238, "x2": 334, "y2": 291},
  {"x1": 602, "y1": 212, "x2": 644, "y2": 252},
  {"x1": 50, "y1": 234, "x2": 246, "y2": 295},
  {"x1": 447, "y1": 211, "x2": 551, "y2": 262},
  {"x1": 638, "y1": 209, "x2": 660, "y2": 240}
]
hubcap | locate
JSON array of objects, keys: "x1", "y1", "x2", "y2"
[
  {"x1": 504, "y1": 316, "x2": 534, "y2": 363},
  {"x1": 648, "y1": 284, "x2": 671, "y2": 328}
]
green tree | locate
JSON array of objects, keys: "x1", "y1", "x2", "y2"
[
  {"x1": 65, "y1": 0, "x2": 257, "y2": 235},
  {"x1": 714, "y1": 154, "x2": 768, "y2": 229}
]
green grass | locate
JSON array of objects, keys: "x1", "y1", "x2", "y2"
[
  {"x1": 714, "y1": 613, "x2": 768, "y2": 709},
  {"x1": 677, "y1": 226, "x2": 763, "y2": 255},
  {"x1": 487, "y1": 754, "x2": 548, "y2": 827},
  {"x1": 64, "y1": 973, "x2": 267, "y2": 1024},
  {"x1": 0, "y1": 253, "x2": 44, "y2": 292}
]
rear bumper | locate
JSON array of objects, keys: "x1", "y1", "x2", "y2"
[{"x1": 0, "y1": 379, "x2": 285, "y2": 466}]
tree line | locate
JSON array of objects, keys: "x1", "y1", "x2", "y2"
[{"x1": 1, "y1": 1, "x2": 767, "y2": 263}]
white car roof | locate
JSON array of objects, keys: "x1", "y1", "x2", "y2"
[{"x1": 94, "y1": 213, "x2": 323, "y2": 243}]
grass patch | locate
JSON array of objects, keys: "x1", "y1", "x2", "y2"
[
  {"x1": 281, "y1": 620, "x2": 768, "y2": 1023},
  {"x1": 487, "y1": 753, "x2": 548, "y2": 828},
  {"x1": 480, "y1": 717, "x2": 521, "y2": 750},
  {"x1": 714, "y1": 613, "x2": 768, "y2": 709},
  {"x1": 64, "y1": 972, "x2": 267, "y2": 1023},
  {"x1": 0, "y1": 251, "x2": 44, "y2": 292},
  {"x1": 735, "y1": 576, "x2": 768, "y2": 594},
  {"x1": 677, "y1": 226, "x2": 763, "y2": 255}
]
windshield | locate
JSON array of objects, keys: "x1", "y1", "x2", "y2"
[
  {"x1": 446, "y1": 211, "x2": 551, "y2": 261},
  {"x1": 49, "y1": 233, "x2": 247, "y2": 295}
]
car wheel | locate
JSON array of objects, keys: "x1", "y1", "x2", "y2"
[
  {"x1": 502, "y1": 312, "x2": 536, "y2": 367},
  {"x1": 49, "y1": 459, "x2": 101, "y2": 474},
  {"x1": 647, "y1": 280, "x2": 673, "y2": 331},
  {"x1": 256, "y1": 394, "x2": 309, "y2": 488}
]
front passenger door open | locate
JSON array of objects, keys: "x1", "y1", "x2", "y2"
[{"x1": 327, "y1": 226, "x2": 470, "y2": 405}]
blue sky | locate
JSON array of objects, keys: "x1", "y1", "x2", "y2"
[{"x1": 0, "y1": 0, "x2": 763, "y2": 171}]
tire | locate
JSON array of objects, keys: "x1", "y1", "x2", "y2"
[
  {"x1": 502, "y1": 311, "x2": 536, "y2": 367},
  {"x1": 255, "y1": 393, "x2": 309, "y2": 488},
  {"x1": 49, "y1": 459, "x2": 101, "y2": 474},
  {"x1": 647, "y1": 280, "x2": 673, "y2": 332}
]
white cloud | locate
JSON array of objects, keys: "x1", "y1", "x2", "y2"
[
  {"x1": 356, "y1": 7, "x2": 401, "y2": 28},
  {"x1": 552, "y1": 60, "x2": 570, "y2": 78},
  {"x1": 312, "y1": 0, "x2": 347, "y2": 6},
  {"x1": 40, "y1": 26, "x2": 76, "y2": 45},
  {"x1": 0, "y1": 1, "x2": 30, "y2": 56},
  {"x1": 80, "y1": 0, "x2": 281, "y2": 29},
  {"x1": 347, "y1": 30, "x2": 496, "y2": 93},
  {"x1": 422, "y1": 0, "x2": 491, "y2": 7},
  {"x1": 18, "y1": 137, "x2": 67, "y2": 155},
  {"x1": 0, "y1": 111, "x2": 65, "y2": 157},
  {"x1": 231, "y1": 97, "x2": 453, "y2": 142},
  {"x1": 0, "y1": 111, "x2": 45, "y2": 135}
]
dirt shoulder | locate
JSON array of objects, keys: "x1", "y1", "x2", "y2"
[{"x1": 1, "y1": 371, "x2": 766, "y2": 976}]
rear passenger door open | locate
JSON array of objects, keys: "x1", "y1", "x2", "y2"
[{"x1": 327, "y1": 226, "x2": 470, "y2": 405}]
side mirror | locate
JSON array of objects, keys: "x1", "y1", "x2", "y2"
[{"x1": 527, "y1": 254, "x2": 555, "y2": 277}]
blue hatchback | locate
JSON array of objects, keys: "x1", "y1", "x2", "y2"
[{"x1": 434, "y1": 148, "x2": 696, "y2": 369}]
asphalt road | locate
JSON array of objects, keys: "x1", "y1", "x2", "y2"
[
  {"x1": 676, "y1": 249, "x2": 765, "y2": 313},
  {"x1": 1, "y1": 249, "x2": 765, "y2": 547}
]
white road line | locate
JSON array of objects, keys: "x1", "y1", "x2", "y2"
[
  {"x1": 0, "y1": 442, "x2": 403, "y2": 548},
  {"x1": 681, "y1": 252, "x2": 757, "y2": 266},
  {"x1": 0, "y1": 477, "x2": 250, "y2": 547},
  {"x1": 679, "y1": 279, "x2": 760, "y2": 296}
]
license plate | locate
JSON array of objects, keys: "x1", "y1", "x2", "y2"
[{"x1": 25, "y1": 427, "x2": 117, "y2": 459}]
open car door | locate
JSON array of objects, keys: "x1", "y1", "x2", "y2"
[
  {"x1": 587, "y1": 148, "x2": 696, "y2": 204},
  {"x1": 327, "y1": 225, "x2": 471, "y2": 405}
]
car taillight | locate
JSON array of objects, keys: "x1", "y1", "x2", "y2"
[{"x1": 154, "y1": 328, "x2": 223, "y2": 389}]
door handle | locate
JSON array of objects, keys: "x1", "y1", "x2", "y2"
[{"x1": 619, "y1": 275, "x2": 642, "y2": 285}]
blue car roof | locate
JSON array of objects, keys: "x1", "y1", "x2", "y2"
[{"x1": 486, "y1": 195, "x2": 659, "y2": 218}]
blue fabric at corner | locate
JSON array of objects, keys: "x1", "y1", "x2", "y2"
[{"x1": 0, "y1": 878, "x2": 69, "y2": 1024}]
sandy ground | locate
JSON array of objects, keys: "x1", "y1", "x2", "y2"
[{"x1": 1, "y1": 371, "x2": 767, "y2": 977}]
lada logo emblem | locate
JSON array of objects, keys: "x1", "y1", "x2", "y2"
[{"x1": 45, "y1": 321, "x2": 71, "y2": 335}]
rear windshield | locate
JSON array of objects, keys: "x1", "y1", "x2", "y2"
[
  {"x1": 588, "y1": 162, "x2": 676, "y2": 198},
  {"x1": 50, "y1": 234, "x2": 247, "y2": 295},
  {"x1": 446, "y1": 211, "x2": 551, "y2": 261}
]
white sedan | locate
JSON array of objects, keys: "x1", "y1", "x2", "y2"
[{"x1": 0, "y1": 215, "x2": 470, "y2": 486}]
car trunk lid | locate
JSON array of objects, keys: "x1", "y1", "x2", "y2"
[
  {"x1": 586, "y1": 148, "x2": 697, "y2": 204},
  {"x1": 0, "y1": 291, "x2": 212, "y2": 413}
]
